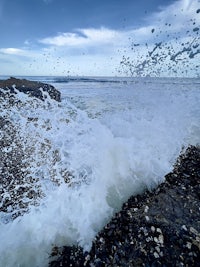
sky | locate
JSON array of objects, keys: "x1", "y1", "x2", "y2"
[{"x1": 0, "y1": 0, "x2": 199, "y2": 77}]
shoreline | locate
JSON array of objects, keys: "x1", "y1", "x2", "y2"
[
  {"x1": 49, "y1": 145, "x2": 200, "y2": 267},
  {"x1": 1, "y1": 77, "x2": 199, "y2": 266}
]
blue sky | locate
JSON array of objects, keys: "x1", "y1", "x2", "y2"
[{"x1": 0, "y1": 0, "x2": 199, "y2": 77}]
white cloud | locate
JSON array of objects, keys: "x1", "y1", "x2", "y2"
[
  {"x1": 40, "y1": 32, "x2": 88, "y2": 46},
  {"x1": 0, "y1": 48, "x2": 27, "y2": 55},
  {"x1": 38, "y1": 0, "x2": 199, "y2": 50},
  {"x1": 0, "y1": 0, "x2": 199, "y2": 77},
  {"x1": 149, "y1": 0, "x2": 200, "y2": 31},
  {"x1": 115, "y1": 0, "x2": 200, "y2": 77},
  {"x1": 80, "y1": 28, "x2": 120, "y2": 43},
  {"x1": 38, "y1": 0, "x2": 199, "y2": 51},
  {"x1": 0, "y1": 47, "x2": 42, "y2": 61},
  {"x1": 39, "y1": 27, "x2": 120, "y2": 47}
]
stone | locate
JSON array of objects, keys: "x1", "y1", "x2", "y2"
[
  {"x1": 49, "y1": 146, "x2": 200, "y2": 267},
  {"x1": 0, "y1": 77, "x2": 61, "y2": 102},
  {"x1": 0, "y1": 77, "x2": 62, "y2": 220}
]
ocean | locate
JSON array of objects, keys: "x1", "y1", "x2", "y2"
[{"x1": 0, "y1": 76, "x2": 200, "y2": 267}]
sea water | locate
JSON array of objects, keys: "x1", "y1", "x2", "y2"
[{"x1": 0, "y1": 77, "x2": 200, "y2": 267}]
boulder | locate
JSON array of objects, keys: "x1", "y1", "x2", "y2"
[
  {"x1": 0, "y1": 77, "x2": 61, "y2": 102},
  {"x1": 0, "y1": 116, "x2": 42, "y2": 221},
  {"x1": 0, "y1": 77, "x2": 61, "y2": 221}
]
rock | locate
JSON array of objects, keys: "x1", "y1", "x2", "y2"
[
  {"x1": 49, "y1": 146, "x2": 200, "y2": 267},
  {"x1": 0, "y1": 116, "x2": 43, "y2": 221},
  {"x1": 0, "y1": 77, "x2": 61, "y2": 102},
  {"x1": 0, "y1": 77, "x2": 61, "y2": 221}
]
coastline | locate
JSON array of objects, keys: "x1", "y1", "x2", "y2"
[
  {"x1": 50, "y1": 145, "x2": 200, "y2": 267},
  {"x1": 1, "y1": 77, "x2": 199, "y2": 266}
]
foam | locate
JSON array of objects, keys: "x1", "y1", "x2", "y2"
[{"x1": 0, "y1": 78, "x2": 199, "y2": 266}]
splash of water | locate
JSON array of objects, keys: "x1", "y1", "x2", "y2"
[
  {"x1": 119, "y1": 5, "x2": 200, "y2": 77},
  {"x1": 0, "y1": 79, "x2": 200, "y2": 266}
]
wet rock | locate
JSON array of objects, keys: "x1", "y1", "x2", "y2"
[
  {"x1": 0, "y1": 116, "x2": 43, "y2": 221},
  {"x1": 49, "y1": 146, "x2": 200, "y2": 267},
  {"x1": 0, "y1": 77, "x2": 61, "y2": 102},
  {"x1": 0, "y1": 77, "x2": 62, "y2": 221},
  {"x1": 50, "y1": 246, "x2": 86, "y2": 267}
]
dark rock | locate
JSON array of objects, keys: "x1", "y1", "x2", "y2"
[
  {"x1": 0, "y1": 116, "x2": 43, "y2": 221},
  {"x1": 0, "y1": 77, "x2": 61, "y2": 221},
  {"x1": 0, "y1": 77, "x2": 61, "y2": 102},
  {"x1": 50, "y1": 246, "x2": 86, "y2": 267},
  {"x1": 49, "y1": 146, "x2": 200, "y2": 267}
]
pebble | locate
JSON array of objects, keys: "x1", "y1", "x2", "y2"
[
  {"x1": 156, "y1": 228, "x2": 162, "y2": 234},
  {"x1": 144, "y1": 206, "x2": 149, "y2": 213},
  {"x1": 153, "y1": 252, "x2": 160, "y2": 258},
  {"x1": 181, "y1": 225, "x2": 187, "y2": 231},
  {"x1": 158, "y1": 234, "x2": 164, "y2": 244},
  {"x1": 186, "y1": 242, "x2": 192, "y2": 249},
  {"x1": 49, "y1": 146, "x2": 200, "y2": 267}
]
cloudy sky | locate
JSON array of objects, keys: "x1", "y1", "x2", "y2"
[{"x1": 0, "y1": 0, "x2": 199, "y2": 77}]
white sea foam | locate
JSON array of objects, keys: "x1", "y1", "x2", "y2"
[{"x1": 0, "y1": 77, "x2": 199, "y2": 266}]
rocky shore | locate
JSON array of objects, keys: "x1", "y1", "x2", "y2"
[
  {"x1": 0, "y1": 77, "x2": 61, "y2": 102},
  {"x1": 49, "y1": 145, "x2": 200, "y2": 267},
  {"x1": 1, "y1": 77, "x2": 199, "y2": 266},
  {"x1": 0, "y1": 77, "x2": 61, "y2": 221}
]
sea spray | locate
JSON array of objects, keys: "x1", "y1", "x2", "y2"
[{"x1": 0, "y1": 78, "x2": 200, "y2": 266}]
